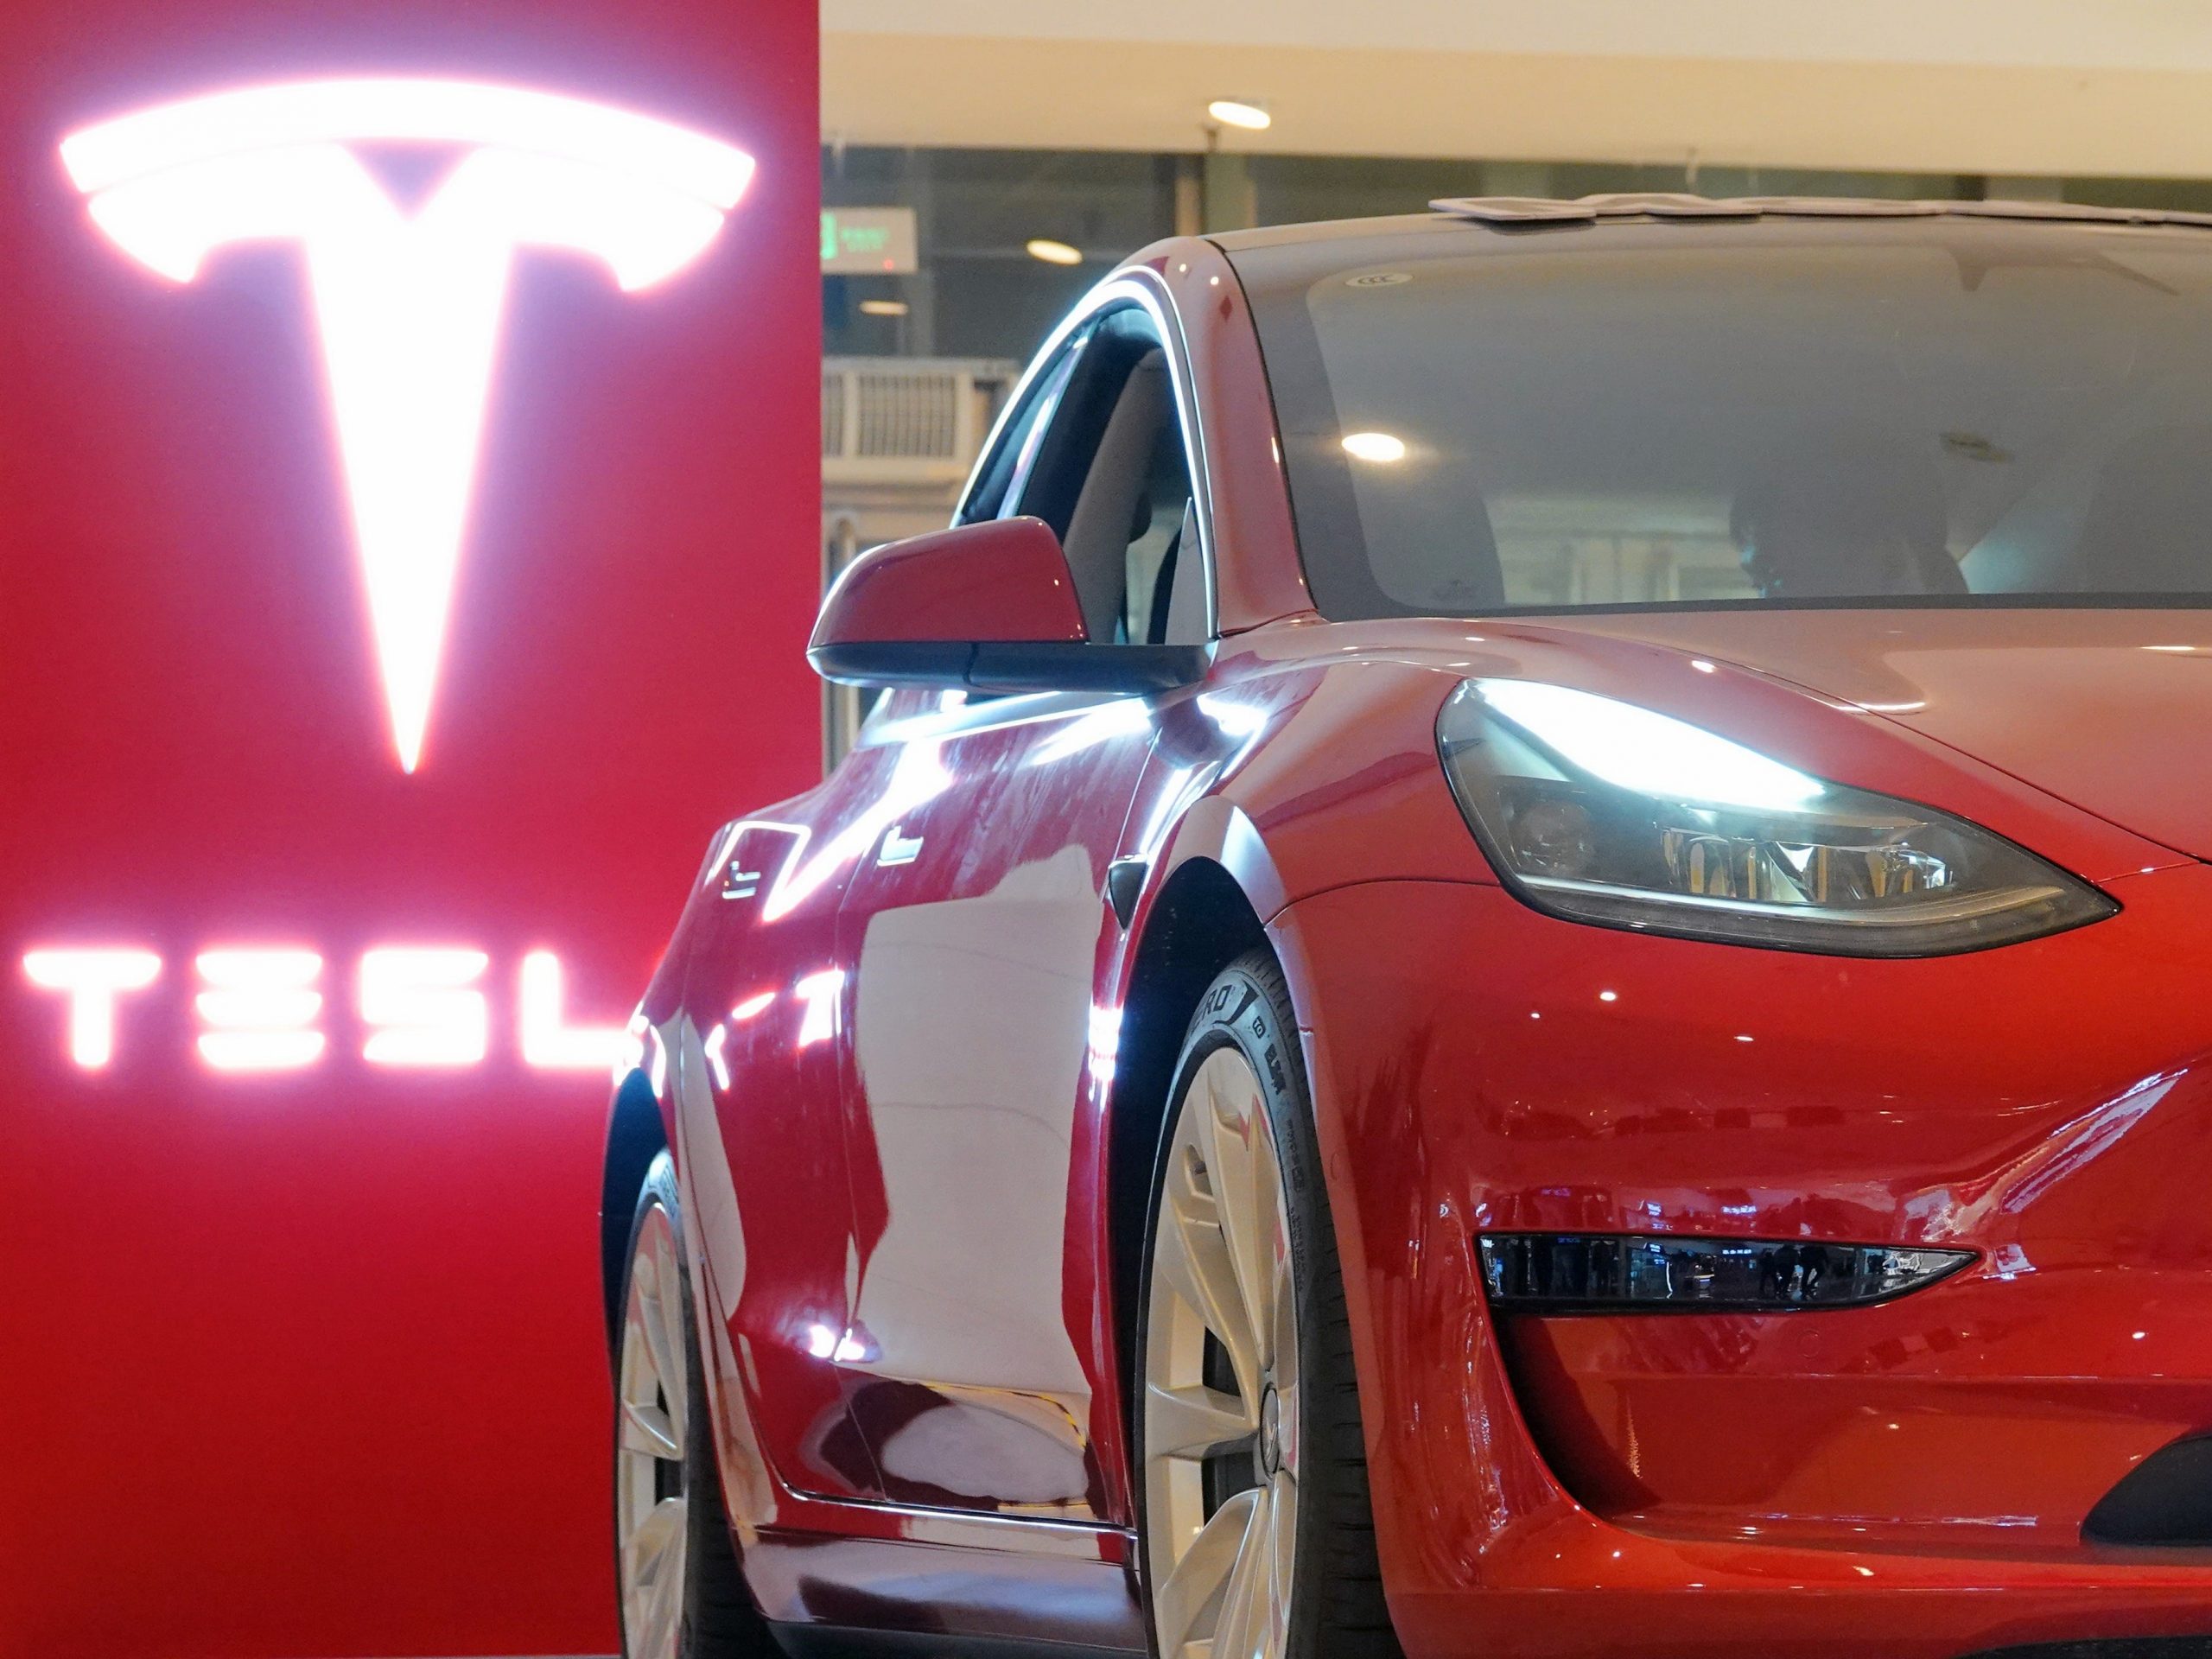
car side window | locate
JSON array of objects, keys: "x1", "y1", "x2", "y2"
[
  {"x1": 1014, "y1": 311, "x2": 1205, "y2": 646},
  {"x1": 958, "y1": 331, "x2": 1088, "y2": 527},
  {"x1": 1127, "y1": 423, "x2": 1205, "y2": 648}
]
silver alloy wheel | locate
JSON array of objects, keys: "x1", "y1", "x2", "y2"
[
  {"x1": 1143, "y1": 1046, "x2": 1301, "y2": 1659},
  {"x1": 617, "y1": 1201, "x2": 690, "y2": 1659}
]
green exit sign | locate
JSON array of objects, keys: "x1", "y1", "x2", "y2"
[{"x1": 821, "y1": 207, "x2": 918, "y2": 274}]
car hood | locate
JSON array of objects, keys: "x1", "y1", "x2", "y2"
[{"x1": 1535, "y1": 608, "x2": 2212, "y2": 862}]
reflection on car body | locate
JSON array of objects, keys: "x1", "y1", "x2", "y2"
[{"x1": 607, "y1": 198, "x2": 2212, "y2": 1659}]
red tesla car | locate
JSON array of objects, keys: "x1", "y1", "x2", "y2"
[{"x1": 602, "y1": 196, "x2": 2212, "y2": 1659}]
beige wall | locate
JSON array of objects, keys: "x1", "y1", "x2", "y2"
[{"x1": 824, "y1": 1, "x2": 2212, "y2": 178}]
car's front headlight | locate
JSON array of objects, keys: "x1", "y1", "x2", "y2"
[{"x1": 1437, "y1": 678, "x2": 2116, "y2": 956}]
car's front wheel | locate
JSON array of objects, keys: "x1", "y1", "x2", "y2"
[
  {"x1": 1136, "y1": 951, "x2": 1402, "y2": 1659},
  {"x1": 614, "y1": 1152, "x2": 772, "y2": 1659}
]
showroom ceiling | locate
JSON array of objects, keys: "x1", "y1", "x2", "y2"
[{"x1": 823, "y1": 0, "x2": 2212, "y2": 177}]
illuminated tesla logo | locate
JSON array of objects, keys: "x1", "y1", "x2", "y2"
[{"x1": 60, "y1": 79, "x2": 756, "y2": 772}]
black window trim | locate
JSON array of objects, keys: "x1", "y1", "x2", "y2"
[{"x1": 954, "y1": 270, "x2": 1220, "y2": 643}]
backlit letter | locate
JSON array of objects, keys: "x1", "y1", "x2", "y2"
[
  {"x1": 196, "y1": 949, "x2": 325, "y2": 1071},
  {"x1": 22, "y1": 948, "x2": 161, "y2": 1068},
  {"x1": 361, "y1": 947, "x2": 488, "y2": 1066},
  {"x1": 521, "y1": 950, "x2": 626, "y2": 1071}
]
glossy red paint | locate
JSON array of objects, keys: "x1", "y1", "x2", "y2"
[
  {"x1": 810, "y1": 515, "x2": 1089, "y2": 649},
  {"x1": 1281, "y1": 869, "x2": 2212, "y2": 1657},
  {"x1": 630, "y1": 226, "x2": 2212, "y2": 1658},
  {"x1": 1548, "y1": 606, "x2": 2212, "y2": 861},
  {"x1": 1157, "y1": 239, "x2": 1313, "y2": 634},
  {"x1": 0, "y1": 3, "x2": 819, "y2": 1655}
]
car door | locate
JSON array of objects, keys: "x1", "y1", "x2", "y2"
[
  {"x1": 671, "y1": 773, "x2": 896, "y2": 1505},
  {"x1": 832, "y1": 301, "x2": 1210, "y2": 1519}
]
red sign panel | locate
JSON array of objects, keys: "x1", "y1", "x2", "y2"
[{"x1": 0, "y1": 3, "x2": 818, "y2": 1654}]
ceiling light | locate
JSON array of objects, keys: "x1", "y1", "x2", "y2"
[
  {"x1": 857, "y1": 298, "x2": 908, "y2": 316},
  {"x1": 1340, "y1": 430, "x2": 1406, "y2": 462},
  {"x1": 1207, "y1": 99, "x2": 1272, "y2": 131},
  {"x1": 1026, "y1": 238, "x2": 1082, "y2": 266}
]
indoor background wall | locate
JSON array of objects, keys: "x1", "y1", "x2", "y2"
[
  {"x1": 814, "y1": 2, "x2": 2212, "y2": 675},
  {"x1": 0, "y1": 3, "x2": 818, "y2": 1655},
  {"x1": 823, "y1": 0, "x2": 2212, "y2": 179}
]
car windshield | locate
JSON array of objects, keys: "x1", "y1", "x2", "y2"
[{"x1": 1234, "y1": 216, "x2": 2212, "y2": 618}]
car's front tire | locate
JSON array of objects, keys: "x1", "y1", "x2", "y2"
[
  {"x1": 614, "y1": 1152, "x2": 772, "y2": 1659},
  {"x1": 1135, "y1": 951, "x2": 1402, "y2": 1659}
]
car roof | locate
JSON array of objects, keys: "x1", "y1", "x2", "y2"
[
  {"x1": 1208, "y1": 193, "x2": 2212, "y2": 255},
  {"x1": 1205, "y1": 194, "x2": 2212, "y2": 308}
]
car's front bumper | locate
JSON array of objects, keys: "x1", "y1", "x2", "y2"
[{"x1": 1273, "y1": 862, "x2": 2212, "y2": 1658}]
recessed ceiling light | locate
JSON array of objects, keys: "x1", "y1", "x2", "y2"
[
  {"x1": 1340, "y1": 430, "x2": 1407, "y2": 462},
  {"x1": 858, "y1": 298, "x2": 908, "y2": 316},
  {"x1": 1207, "y1": 99, "x2": 1272, "y2": 131},
  {"x1": 1026, "y1": 238, "x2": 1083, "y2": 266}
]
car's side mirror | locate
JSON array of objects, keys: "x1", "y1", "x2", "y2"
[{"x1": 807, "y1": 516, "x2": 1206, "y2": 695}]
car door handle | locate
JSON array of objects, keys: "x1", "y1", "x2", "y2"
[{"x1": 878, "y1": 825, "x2": 925, "y2": 867}]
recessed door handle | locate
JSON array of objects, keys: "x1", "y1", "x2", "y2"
[{"x1": 878, "y1": 825, "x2": 925, "y2": 867}]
